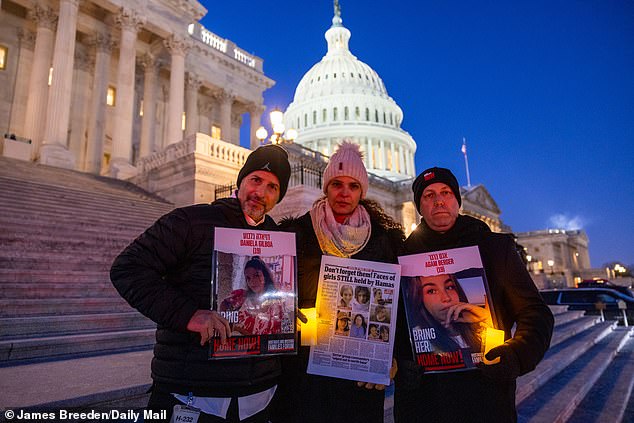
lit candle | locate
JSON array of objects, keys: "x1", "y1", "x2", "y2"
[
  {"x1": 300, "y1": 308, "x2": 317, "y2": 346},
  {"x1": 483, "y1": 327, "x2": 505, "y2": 365}
]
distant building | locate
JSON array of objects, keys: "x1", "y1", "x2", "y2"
[{"x1": 516, "y1": 229, "x2": 592, "y2": 288}]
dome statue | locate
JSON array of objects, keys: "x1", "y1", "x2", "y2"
[{"x1": 284, "y1": 1, "x2": 417, "y2": 181}]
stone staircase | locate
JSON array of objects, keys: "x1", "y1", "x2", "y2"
[
  {"x1": 0, "y1": 156, "x2": 174, "y2": 368},
  {"x1": 1, "y1": 156, "x2": 633, "y2": 422}
]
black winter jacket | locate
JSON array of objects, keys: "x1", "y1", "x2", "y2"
[
  {"x1": 394, "y1": 215, "x2": 554, "y2": 423},
  {"x1": 110, "y1": 198, "x2": 282, "y2": 397}
]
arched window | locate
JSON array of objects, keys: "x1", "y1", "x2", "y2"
[
  {"x1": 390, "y1": 113, "x2": 393, "y2": 125},
  {"x1": 375, "y1": 110, "x2": 379, "y2": 123},
  {"x1": 344, "y1": 106, "x2": 349, "y2": 120},
  {"x1": 333, "y1": 107, "x2": 338, "y2": 121},
  {"x1": 322, "y1": 108, "x2": 327, "y2": 122},
  {"x1": 304, "y1": 113, "x2": 308, "y2": 127},
  {"x1": 313, "y1": 110, "x2": 317, "y2": 124},
  {"x1": 365, "y1": 108, "x2": 370, "y2": 121},
  {"x1": 383, "y1": 112, "x2": 386, "y2": 124}
]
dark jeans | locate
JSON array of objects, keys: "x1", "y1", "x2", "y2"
[{"x1": 146, "y1": 390, "x2": 272, "y2": 423}]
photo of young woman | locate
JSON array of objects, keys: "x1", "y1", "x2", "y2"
[
  {"x1": 339, "y1": 284, "x2": 353, "y2": 309},
  {"x1": 335, "y1": 311, "x2": 351, "y2": 336},
  {"x1": 219, "y1": 256, "x2": 285, "y2": 336},
  {"x1": 351, "y1": 286, "x2": 370, "y2": 312},
  {"x1": 349, "y1": 314, "x2": 367, "y2": 338},
  {"x1": 367, "y1": 323, "x2": 380, "y2": 340},
  {"x1": 410, "y1": 273, "x2": 492, "y2": 352}
]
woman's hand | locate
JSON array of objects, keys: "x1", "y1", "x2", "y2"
[{"x1": 444, "y1": 302, "x2": 491, "y2": 327}]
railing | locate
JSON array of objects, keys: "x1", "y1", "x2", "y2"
[
  {"x1": 215, "y1": 183, "x2": 236, "y2": 200},
  {"x1": 290, "y1": 163, "x2": 323, "y2": 189},
  {"x1": 188, "y1": 23, "x2": 261, "y2": 71}
]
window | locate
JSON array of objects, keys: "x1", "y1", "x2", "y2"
[
  {"x1": 0, "y1": 45, "x2": 7, "y2": 70},
  {"x1": 375, "y1": 110, "x2": 379, "y2": 122},
  {"x1": 106, "y1": 86, "x2": 116, "y2": 106},
  {"x1": 322, "y1": 108, "x2": 326, "y2": 122},
  {"x1": 211, "y1": 125, "x2": 221, "y2": 140},
  {"x1": 139, "y1": 100, "x2": 144, "y2": 116},
  {"x1": 182, "y1": 112, "x2": 186, "y2": 131},
  {"x1": 365, "y1": 108, "x2": 370, "y2": 121},
  {"x1": 313, "y1": 111, "x2": 317, "y2": 124},
  {"x1": 304, "y1": 113, "x2": 308, "y2": 127},
  {"x1": 344, "y1": 106, "x2": 349, "y2": 120},
  {"x1": 333, "y1": 107, "x2": 338, "y2": 121},
  {"x1": 355, "y1": 107, "x2": 360, "y2": 119},
  {"x1": 48, "y1": 67, "x2": 54, "y2": 86}
]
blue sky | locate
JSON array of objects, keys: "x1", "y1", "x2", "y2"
[{"x1": 199, "y1": 1, "x2": 634, "y2": 268}]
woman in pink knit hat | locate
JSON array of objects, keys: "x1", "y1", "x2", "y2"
[{"x1": 273, "y1": 141, "x2": 404, "y2": 423}]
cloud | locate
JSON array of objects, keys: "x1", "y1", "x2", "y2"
[{"x1": 548, "y1": 213, "x2": 587, "y2": 230}]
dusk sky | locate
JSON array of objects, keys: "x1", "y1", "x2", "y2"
[{"x1": 199, "y1": 1, "x2": 634, "y2": 268}]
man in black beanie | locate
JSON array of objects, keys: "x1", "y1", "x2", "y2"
[
  {"x1": 111, "y1": 144, "x2": 291, "y2": 422},
  {"x1": 393, "y1": 166, "x2": 554, "y2": 423}
]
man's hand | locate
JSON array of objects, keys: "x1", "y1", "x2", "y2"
[
  {"x1": 478, "y1": 344, "x2": 521, "y2": 381},
  {"x1": 186, "y1": 310, "x2": 231, "y2": 346}
]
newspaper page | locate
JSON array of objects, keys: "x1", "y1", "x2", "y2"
[
  {"x1": 209, "y1": 227, "x2": 297, "y2": 359},
  {"x1": 306, "y1": 255, "x2": 401, "y2": 385},
  {"x1": 398, "y1": 246, "x2": 499, "y2": 373}
]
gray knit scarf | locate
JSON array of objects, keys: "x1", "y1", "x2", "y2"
[{"x1": 310, "y1": 198, "x2": 371, "y2": 258}]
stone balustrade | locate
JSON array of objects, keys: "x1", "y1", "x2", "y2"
[{"x1": 136, "y1": 134, "x2": 249, "y2": 174}]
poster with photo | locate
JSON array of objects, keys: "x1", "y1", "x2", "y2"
[
  {"x1": 306, "y1": 255, "x2": 400, "y2": 385},
  {"x1": 398, "y1": 246, "x2": 499, "y2": 372},
  {"x1": 210, "y1": 227, "x2": 297, "y2": 359}
]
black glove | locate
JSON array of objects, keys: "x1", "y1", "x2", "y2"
[{"x1": 478, "y1": 344, "x2": 520, "y2": 381}]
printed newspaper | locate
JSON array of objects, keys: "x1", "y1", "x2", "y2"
[
  {"x1": 209, "y1": 227, "x2": 297, "y2": 358},
  {"x1": 306, "y1": 255, "x2": 400, "y2": 385}
]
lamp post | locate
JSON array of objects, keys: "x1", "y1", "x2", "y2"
[{"x1": 256, "y1": 108, "x2": 298, "y2": 145}]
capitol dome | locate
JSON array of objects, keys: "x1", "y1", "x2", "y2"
[{"x1": 284, "y1": 3, "x2": 416, "y2": 181}]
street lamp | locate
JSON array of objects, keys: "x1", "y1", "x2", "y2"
[
  {"x1": 547, "y1": 259, "x2": 555, "y2": 275},
  {"x1": 256, "y1": 108, "x2": 298, "y2": 145}
]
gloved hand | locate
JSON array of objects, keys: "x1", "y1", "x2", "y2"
[{"x1": 478, "y1": 344, "x2": 520, "y2": 381}]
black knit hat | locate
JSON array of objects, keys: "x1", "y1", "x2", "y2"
[
  {"x1": 412, "y1": 167, "x2": 462, "y2": 213},
  {"x1": 236, "y1": 145, "x2": 291, "y2": 203}
]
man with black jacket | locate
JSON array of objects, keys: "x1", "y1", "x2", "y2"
[
  {"x1": 110, "y1": 145, "x2": 291, "y2": 423},
  {"x1": 394, "y1": 167, "x2": 554, "y2": 423}
]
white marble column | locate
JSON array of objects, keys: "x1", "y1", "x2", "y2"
[
  {"x1": 84, "y1": 33, "x2": 114, "y2": 173},
  {"x1": 365, "y1": 138, "x2": 372, "y2": 169},
  {"x1": 23, "y1": 5, "x2": 56, "y2": 160},
  {"x1": 397, "y1": 144, "x2": 404, "y2": 175},
  {"x1": 248, "y1": 104, "x2": 265, "y2": 150},
  {"x1": 164, "y1": 35, "x2": 191, "y2": 145},
  {"x1": 184, "y1": 72, "x2": 201, "y2": 138},
  {"x1": 40, "y1": 0, "x2": 79, "y2": 168},
  {"x1": 138, "y1": 54, "x2": 159, "y2": 159},
  {"x1": 10, "y1": 29, "x2": 36, "y2": 137},
  {"x1": 109, "y1": 7, "x2": 144, "y2": 179},
  {"x1": 68, "y1": 50, "x2": 92, "y2": 169},
  {"x1": 410, "y1": 151, "x2": 416, "y2": 176},
  {"x1": 217, "y1": 90, "x2": 234, "y2": 144},
  {"x1": 379, "y1": 139, "x2": 386, "y2": 170}
]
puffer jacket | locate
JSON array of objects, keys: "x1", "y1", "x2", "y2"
[{"x1": 110, "y1": 198, "x2": 282, "y2": 397}]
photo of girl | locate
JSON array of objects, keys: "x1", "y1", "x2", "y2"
[
  {"x1": 219, "y1": 256, "x2": 285, "y2": 336},
  {"x1": 410, "y1": 273, "x2": 492, "y2": 352},
  {"x1": 335, "y1": 311, "x2": 351, "y2": 336},
  {"x1": 370, "y1": 304, "x2": 390, "y2": 324},
  {"x1": 351, "y1": 286, "x2": 370, "y2": 311},
  {"x1": 372, "y1": 288, "x2": 384, "y2": 305},
  {"x1": 367, "y1": 323, "x2": 380, "y2": 340},
  {"x1": 339, "y1": 284, "x2": 353, "y2": 309},
  {"x1": 349, "y1": 314, "x2": 367, "y2": 338},
  {"x1": 379, "y1": 325, "x2": 390, "y2": 343}
]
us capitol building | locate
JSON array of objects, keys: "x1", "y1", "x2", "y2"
[{"x1": 1, "y1": 0, "x2": 592, "y2": 286}]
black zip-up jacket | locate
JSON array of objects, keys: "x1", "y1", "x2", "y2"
[
  {"x1": 394, "y1": 215, "x2": 554, "y2": 422},
  {"x1": 110, "y1": 198, "x2": 282, "y2": 397}
]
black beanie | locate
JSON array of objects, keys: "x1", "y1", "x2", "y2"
[
  {"x1": 236, "y1": 145, "x2": 291, "y2": 202},
  {"x1": 412, "y1": 167, "x2": 462, "y2": 213}
]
